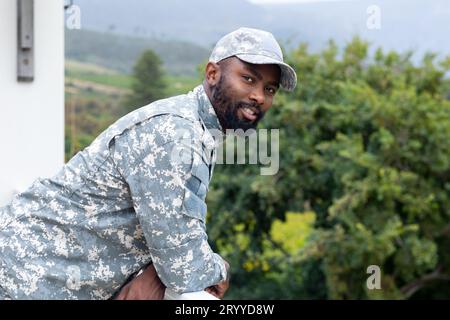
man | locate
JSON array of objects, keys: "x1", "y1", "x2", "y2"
[{"x1": 0, "y1": 27, "x2": 297, "y2": 300}]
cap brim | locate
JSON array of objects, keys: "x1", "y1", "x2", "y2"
[{"x1": 235, "y1": 54, "x2": 297, "y2": 92}]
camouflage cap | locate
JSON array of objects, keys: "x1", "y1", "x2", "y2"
[{"x1": 209, "y1": 27, "x2": 297, "y2": 92}]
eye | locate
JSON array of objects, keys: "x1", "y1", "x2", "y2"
[
  {"x1": 242, "y1": 75, "x2": 254, "y2": 83},
  {"x1": 266, "y1": 87, "x2": 277, "y2": 96}
]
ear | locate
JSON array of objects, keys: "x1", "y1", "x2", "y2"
[{"x1": 205, "y1": 62, "x2": 221, "y2": 86}]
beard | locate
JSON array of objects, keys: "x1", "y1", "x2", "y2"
[{"x1": 210, "y1": 75, "x2": 264, "y2": 131}]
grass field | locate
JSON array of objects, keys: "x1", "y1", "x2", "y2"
[
  {"x1": 65, "y1": 59, "x2": 201, "y2": 160},
  {"x1": 65, "y1": 59, "x2": 200, "y2": 100}
]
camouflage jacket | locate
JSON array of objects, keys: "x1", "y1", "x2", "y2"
[{"x1": 0, "y1": 84, "x2": 227, "y2": 299}]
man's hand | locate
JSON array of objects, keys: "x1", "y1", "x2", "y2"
[
  {"x1": 205, "y1": 259, "x2": 230, "y2": 299},
  {"x1": 114, "y1": 263, "x2": 166, "y2": 300}
]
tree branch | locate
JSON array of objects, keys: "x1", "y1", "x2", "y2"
[
  {"x1": 439, "y1": 223, "x2": 450, "y2": 237},
  {"x1": 400, "y1": 265, "x2": 450, "y2": 298}
]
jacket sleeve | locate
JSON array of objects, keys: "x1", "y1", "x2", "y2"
[{"x1": 109, "y1": 115, "x2": 227, "y2": 293}]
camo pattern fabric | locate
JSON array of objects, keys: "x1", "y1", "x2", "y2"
[{"x1": 0, "y1": 84, "x2": 227, "y2": 299}]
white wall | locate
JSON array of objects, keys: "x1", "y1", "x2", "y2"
[{"x1": 0, "y1": 0, "x2": 64, "y2": 206}]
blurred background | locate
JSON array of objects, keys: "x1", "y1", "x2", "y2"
[{"x1": 2, "y1": 0, "x2": 450, "y2": 299}]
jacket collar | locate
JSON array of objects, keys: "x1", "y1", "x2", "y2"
[{"x1": 194, "y1": 84, "x2": 223, "y2": 136}]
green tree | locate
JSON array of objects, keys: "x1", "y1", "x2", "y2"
[
  {"x1": 207, "y1": 38, "x2": 450, "y2": 299},
  {"x1": 124, "y1": 49, "x2": 166, "y2": 113}
]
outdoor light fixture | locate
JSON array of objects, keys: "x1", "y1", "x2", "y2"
[{"x1": 17, "y1": 0, "x2": 34, "y2": 82}]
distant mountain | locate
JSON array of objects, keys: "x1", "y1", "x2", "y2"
[
  {"x1": 72, "y1": 0, "x2": 268, "y2": 48},
  {"x1": 65, "y1": 29, "x2": 209, "y2": 76},
  {"x1": 70, "y1": 0, "x2": 450, "y2": 58}
]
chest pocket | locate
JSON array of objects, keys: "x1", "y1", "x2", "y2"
[{"x1": 183, "y1": 161, "x2": 210, "y2": 223}]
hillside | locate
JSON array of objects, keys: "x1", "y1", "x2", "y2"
[
  {"x1": 65, "y1": 59, "x2": 199, "y2": 160},
  {"x1": 72, "y1": 0, "x2": 266, "y2": 47},
  {"x1": 70, "y1": 0, "x2": 450, "y2": 57},
  {"x1": 65, "y1": 29, "x2": 210, "y2": 76}
]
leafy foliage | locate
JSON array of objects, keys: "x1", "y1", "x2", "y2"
[{"x1": 208, "y1": 38, "x2": 450, "y2": 299}]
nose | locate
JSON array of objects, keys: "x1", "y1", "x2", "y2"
[{"x1": 249, "y1": 86, "x2": 265, "y2": 106}]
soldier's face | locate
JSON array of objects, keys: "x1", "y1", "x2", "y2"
[{"x1": 211, "y1": 57, "x2": 281, "y2": 131}]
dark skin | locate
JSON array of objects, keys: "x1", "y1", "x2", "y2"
[
  {"x1": 114, "y1": 263, "x2": 165, "y2": 300},
  {"x1": 114, "y1": 260, "x2": 230, "y2": 300},
  {"x1": 204, "y1": 57, "x2": 281, "y2": 132},
  {"x1": 115, "y1": 57, "x2": 280, "y2": 300}
]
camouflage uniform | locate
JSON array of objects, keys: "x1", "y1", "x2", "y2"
[
  {"x1": 0, "y1": 26, "x2": 298, "y2": 300},
  {"x1": 0, "y1": 84, "x2": 227, "y2": 299}
]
